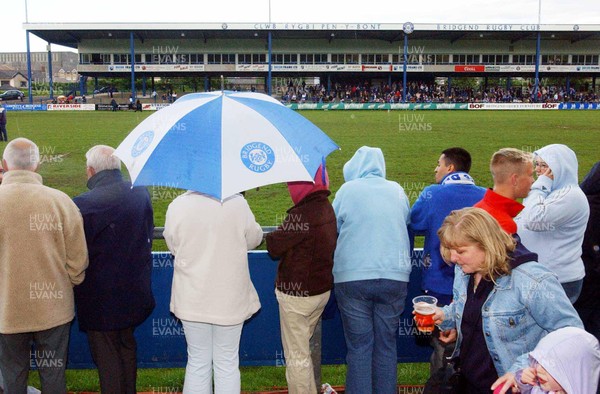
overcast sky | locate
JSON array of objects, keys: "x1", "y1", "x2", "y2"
[{"x1": 4, "y1": 0, "x2": 600, "y2": 52}]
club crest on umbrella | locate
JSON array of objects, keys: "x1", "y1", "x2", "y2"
[
  {"x1": 241, "y1": 142, "x2": 275, "y2": 173},
  {"x1": 131, "y1": 130, "x2": 154, "y2": 158}
]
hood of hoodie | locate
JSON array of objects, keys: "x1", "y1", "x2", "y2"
[
  {"x1": 343, "y1": 146, "x2": 386, "y2": 182},
  {"x1": 581, "y1": 161, "x2": 600, "y2": 196},
  {"x1": 534, "y1": 144, "x2": 579, "y2": 191},
  {"x1": 509, "y1": 234, "x2": 538, "y2": 270},
  {"x1": 529, "y1": 327, "x2": 600, "y2": 394},
  {"x1": 287, "y1": 164, "x2": 329, "y2": 205}
]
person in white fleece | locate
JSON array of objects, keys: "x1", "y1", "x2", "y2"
[
  {"x1": 164, "y1": 191, "x2": 263, "y2": 394},
  {"x1": 515, "y1": 326, "x2": 600, "y2": 394},
  {"x1": 515, "y1": 144, "x2": 590, "y2": 303}
]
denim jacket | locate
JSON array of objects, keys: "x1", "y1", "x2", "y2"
[{"x1": 440, "y1": 261, "x2": 583, "y2": 376}]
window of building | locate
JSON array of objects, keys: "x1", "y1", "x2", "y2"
[
  {"x1": 238, "y1": 54, "x2": 252, "y2": 64},
  {"x1": 572, "y1": 54, "x2": 600, "y2": 65},
  {"x1": 222, "y1": 54, "x2": 235, "y2": 64},
  {"x1": 453, "y1": 54, "x2": 466, "y2": 64},
  {"x1": 435, "y1": 54, "x2": 450, "y2": 64},
  {"x1": 253, "y1": 54, "x2": 266, "y2": 64},
  {"x1": 207, "y1": 54, "x2": 220, "y2": 64},
  {"x1": 542, "y1": 55, "x2": 567, "y2": 65},
  {"x1": 346, "y1": 54, "x2": 359, "y2": 64},
  {"x1": 300, "y1": 54, "x2": 314, "y2": 64},
  {"x1": 80, "y1": 54, "x2": 91, "y2": 64},
  {"x1": 113, "y1": 54, "x2": 130, "y2": 64},
  {"x1": 331, "y1": 54, "x2": 344, "y2": 63},
  {"x1": 513, "y1": 55, "x2": 536, "y2": 64},
  {"x1": 188, "y1": 54, "x2": 203, "y2": 64},
  {"x1": 314, "y1": 54, "x2": 328, "y2": 64}
]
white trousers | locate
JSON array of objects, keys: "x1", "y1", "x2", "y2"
[{"x1": 180, "y1": 320, "x2": 243, "y2": 394}]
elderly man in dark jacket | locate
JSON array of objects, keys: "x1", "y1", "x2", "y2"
[
  {"x1": 73, "y1": 145, "x2": 155, "y2": 394},
  {"x1": 266, "y1": 164, "x2": 337, "y2": 394}
]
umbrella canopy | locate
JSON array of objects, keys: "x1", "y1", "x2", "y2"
[{"x1": 114, "y1": 91, "x2": 339, "y2": 200}]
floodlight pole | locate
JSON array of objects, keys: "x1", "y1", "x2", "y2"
[
  {"x1": 130, "y1": 32, "x2": 136, "y2": 100},
  {"x1": 533, "y1": 0, "x2": 542, "y2": 102},
  {"x1": 402, "y1": 22, "x2": 414, "y2": 103},
  {"x1": 403, "y1": 34, "x2": 408, "y2": 103},
  {"x1": 267, "y1": 32, "x2": 272, "y2": 96},
  {"x1": 267, "y1": 0, "x2": 273, "y2": 96},
  {"x1": 26, "y1": 31, "x2": 33, "y2": 104},
  {"x1": 47, "y1": 44, "x2": 54, "y2": 100}
]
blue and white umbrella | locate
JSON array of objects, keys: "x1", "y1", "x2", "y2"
[{"x1": 115, "y1": 91, "x2": 339, "y2": 200}]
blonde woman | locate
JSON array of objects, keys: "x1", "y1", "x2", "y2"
[{"x1": 432, "y1": 207, "x2": 582, "y2": 394}]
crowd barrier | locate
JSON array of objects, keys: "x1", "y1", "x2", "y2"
[
  {"x1": 4, "y1": 102, "x2": 600, "y2": 112},
  {"x1": 66, "y1": 250, "x2": 431, "y2": 368}
]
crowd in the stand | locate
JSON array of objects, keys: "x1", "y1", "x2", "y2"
[{"x1": 280, "y1": 80, "x2": 600, "y2": 104}]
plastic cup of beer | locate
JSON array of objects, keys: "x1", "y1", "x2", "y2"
[{"x1": 412, "y1": 295, "x2": 438, "y2": 333}]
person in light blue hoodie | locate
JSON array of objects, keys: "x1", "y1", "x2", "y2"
[
  {"x1": 516, "y1": 144, "x2": 590, "y2": 303},
  {"x1": 332, "y1": 146, "x2": 411, "y2": 394}
]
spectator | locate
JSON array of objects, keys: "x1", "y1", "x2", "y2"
[
  {"x1": 164, "y1": 191, "x2": 263, "y2": 393},
  {"x1": 135, "y1": 99, "x2": 143, "y2": 112},
  {"x1": 574, "y1": 161, "x2": 600, "y2": 342},
  {"x1": 516, "y1": 144, "x2": 590, "y2": 303},
  {"x1": 474, "y1": 148, "x2": 534, "y2": 234},
  {"x1": 332, "y1": 146, "x2": 411, "y2": 393},
  {"x1": 0, "y1": 138, "x2": 88, "y2": 393},
  {"x1": 0, "y1": 107, "x2": 7, "y2": 141},
  {"x1": 410, "y1": 147, "x2": 485, "y2": 375},
  {"x1": 433, "y1": 208, "x2": 583, "y2": 393},
  {"x1": 266, "y1": 164, "x2": 337, "y2": 394},
  {"x1": 514, "y1": 327, "x2": 600, "y2": 394},
  {"x1": 0, "y1": 163, "x2": 40, "y2": 394},
  {"x1": 111, "y1": 98, "x2": 118, "y2": 112},
  {"x1": 73, "y1": 145, "x2": 155, "y2": 394}
]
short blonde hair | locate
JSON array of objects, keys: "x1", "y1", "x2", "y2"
[
  {"x1": 490, "y1": 148, "x2": 533, "y2": 184},
  {"x1": 438, "y1": 207, "x2": 515, "y2": 281}
]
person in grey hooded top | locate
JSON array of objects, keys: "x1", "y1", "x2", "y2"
[
  {"x1": 515, "y1": 326, "x2": 600, "y2": 393},
  {"x1": 516, "y1": 144, "x2": 589, "y2": 303}
]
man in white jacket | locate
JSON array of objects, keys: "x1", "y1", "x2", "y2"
[
  {"x1": 164, "y1": 191, "x2": 263, "y2": 393},
  {"x1": 516, "y1": 144, "x2": 590, "y2": 303}
]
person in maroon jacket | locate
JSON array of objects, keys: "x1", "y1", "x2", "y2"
[{"x1": 266, "y1": 164, "x2": 337, "y2": 394}]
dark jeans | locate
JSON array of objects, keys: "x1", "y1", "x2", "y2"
[
  {"x1": 87, "y1": 327, "x2": 138, "y2": 394},
  {"x1": 336, "y1": 279, "x2": 408, "y2": 394},
  {"x1": 0, "y1": 322, "x2": 71, "y2": 394},
  {"x1": 0, "y1": 125, "x2": 7, "y2": 141}
]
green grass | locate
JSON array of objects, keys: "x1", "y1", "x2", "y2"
[
  {"x1": 25, "y1": 363, "x2": 430, "y2": 392},
  {"x1": 8, "y1": 110, "x2": 599, "y2": 229},
  {"x1": 7, "y1": 109, "x2": 600, "y2": 391}
]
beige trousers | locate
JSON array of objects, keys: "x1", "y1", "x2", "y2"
[{"x1": 276, "y1": 289, "x2": 331, "y2": 394}]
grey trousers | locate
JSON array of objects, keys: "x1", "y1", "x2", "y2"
[{"x1": 0, "y1": 322, "x2": 70, "y2": 394}]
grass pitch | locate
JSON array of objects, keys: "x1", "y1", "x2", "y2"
[
  {"x1": 9, "y1": 110, "x2": 599, "y2": 229},
  {"x1": 7, "y1": 109, "x2": 599, "y2": 391}
]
